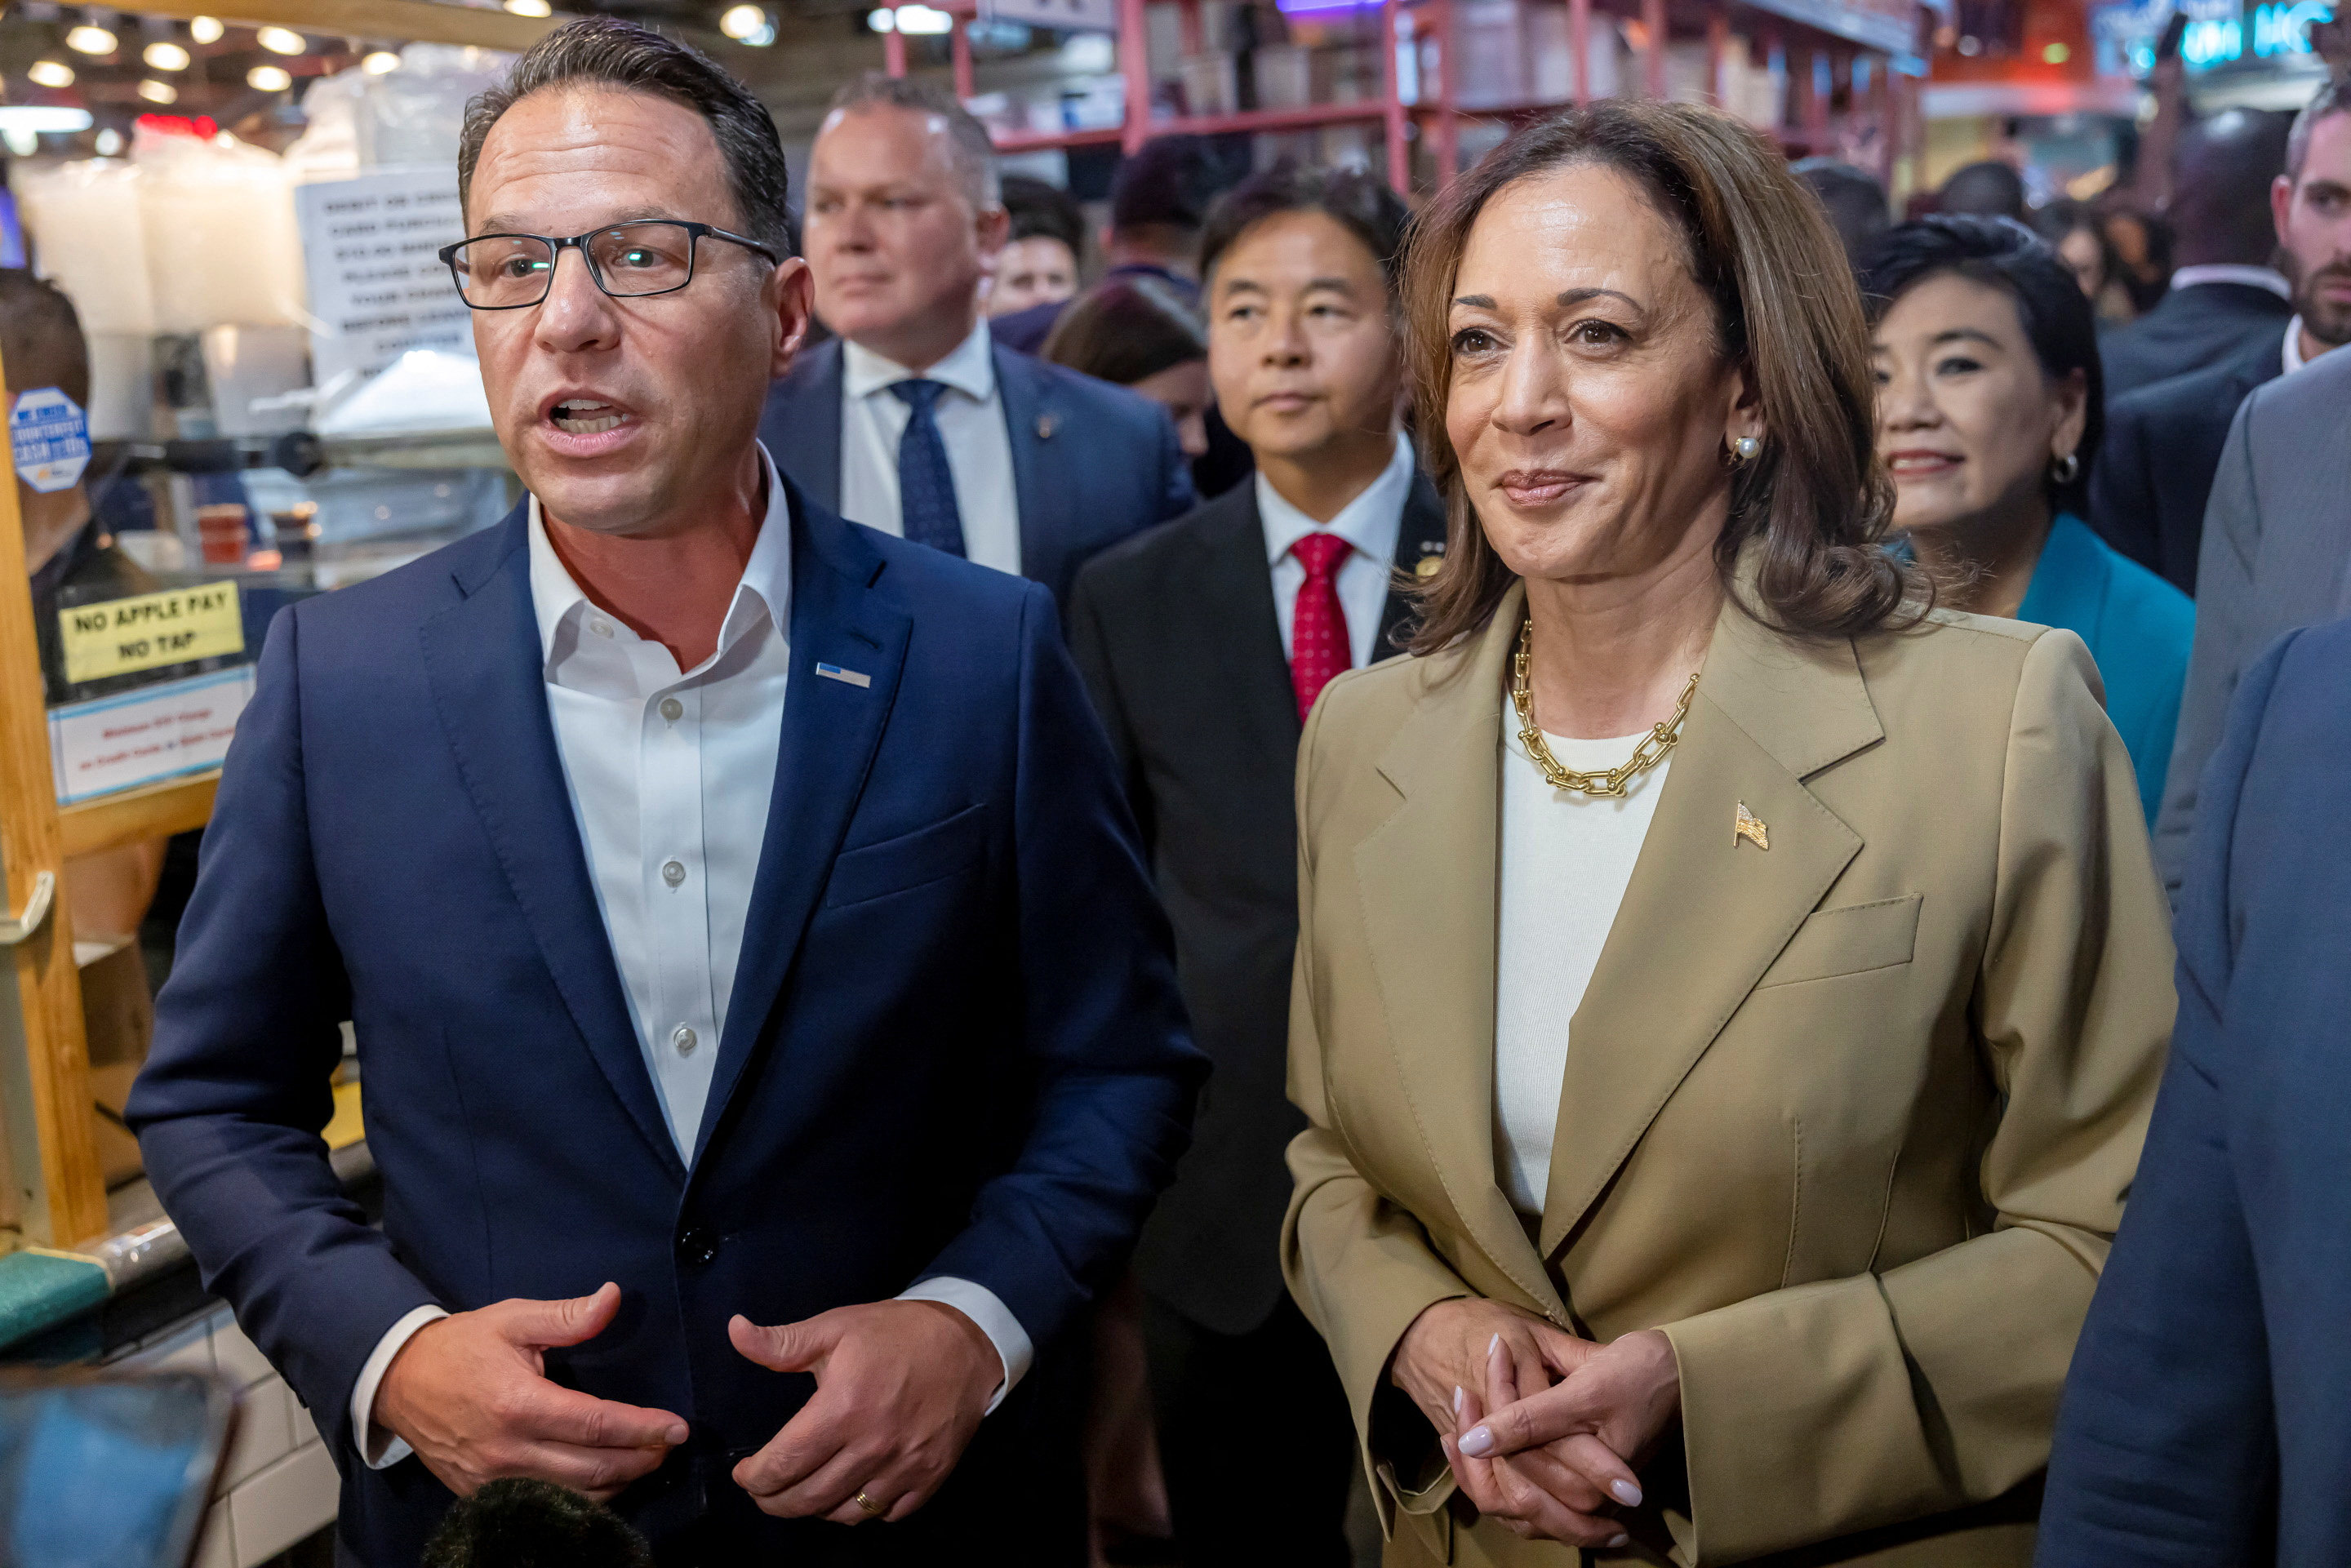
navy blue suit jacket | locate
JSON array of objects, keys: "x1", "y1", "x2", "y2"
[
  {"x1": 755, "y1": 337, "x2": 1195, "y2": 609},
  {"x1": 2038, "y1": 617, "x2": 2351, "y2": 1566},
  {"x1": 127, "y1": 482, "x2": 1202, "y2": 1566}
]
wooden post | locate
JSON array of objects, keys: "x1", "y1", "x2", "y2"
[
  {"x1": 951, "y1": 14, "x2": 974, "y2": 97},
  {"x1": 1380, "y1": 0, "x2": 1409, "y2": 193},
  {"x1": 1120, "y1": 0, "x2": 1152, "y2": 153},
  {"x1": 0, "y1": 353, "x2": 108, "y2": 1250},
  {"x1": 1642, "y1": 0, "x2": 1665, "y2": 98},
  {"x1": 1570, "y1": 0, "x2": 1591, "y2": 102}
]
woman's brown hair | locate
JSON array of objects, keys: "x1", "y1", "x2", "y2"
[{"x1": 1403, "y1": 99, "x2": 1917, "y2": 654}]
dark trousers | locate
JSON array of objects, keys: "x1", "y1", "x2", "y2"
[{"x1": 1142, "y1": 1290, "x2": 1355, "y2": 1568}]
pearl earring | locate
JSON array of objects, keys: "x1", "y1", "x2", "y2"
[{"x1": 1732, "y1": 435, "x2": 1761, "y2": 463}]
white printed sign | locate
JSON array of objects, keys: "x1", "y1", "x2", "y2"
[
  {"x1": 11, "y1": 386, "x2": 91, "y2": 493},
  {"x1": 983, "y1": 0, "x2": 1118, "y2": 33},
  {"x1": 294, "y1": 167, "x2": 473, "y2": 393},
  {"x1": 50, "y1": 667, "x2": 254, "y2": 805}
]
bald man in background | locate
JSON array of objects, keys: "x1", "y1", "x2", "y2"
[{"x1": 2102, "y1": 109, "x2": 2296, "y2": 399}]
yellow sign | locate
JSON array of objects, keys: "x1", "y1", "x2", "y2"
[{"x1": 60, "y1": 584, "x2": 245, "y2": 686}]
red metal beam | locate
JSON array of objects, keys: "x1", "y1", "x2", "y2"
[
  {"x1": 1430, "y1": 0, "x2": 1456, "y2": 186},
  {"x1": 1706, "y1": 7, "x2": 1728, "y2": 106},
  {"x1": 1119, "y1": 0, "x2": 1151, "y2": 153},
  {"x1": 1179, "y1": 0, "x2": 1205, "y2": 56},
  {"x1": 951, "y1": 15, "x2": 974, "y2": 97},
  {"x1": 1642, "y1": 0, "x2": 1665, "y2": 97},
  {"x1": 884, "y1": 18, "x2": 907, "y2": 76},
  {"x1": 1570, "y1": 0, "x2": 1591, "y2": 103},
  {"x1": 991, "y1": 124, "x2": 1129, "y2": 153},
  {"x1": 1380, "y1": 0, "x2": 1408, "y2": 193}
]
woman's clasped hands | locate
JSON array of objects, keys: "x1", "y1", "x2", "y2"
[{"x1": 1392, "y1": 1299, "x2": 1683, "y2": 1549}]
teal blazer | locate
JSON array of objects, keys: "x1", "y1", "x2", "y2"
[{"x1": 2017, "y1": 513, "x2": 2195, "y2": 825}]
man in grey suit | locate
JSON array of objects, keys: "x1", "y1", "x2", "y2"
[{"x1": 2153, "y1": 339, "x2": 2351, "y2": 895}]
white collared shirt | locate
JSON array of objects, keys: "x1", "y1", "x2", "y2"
[
  {"x1": 2284, "y1": 315, "x2": 2311, "y2": 375},
  {"x1": 2165, "y1": 264, "x2": 2292, "y2": 300},
  {"x1": 1260, "y1": 431, "x2": 1415, "y2": 673},
  {"x1": 349, "y1": 447, "x2": 1027, "y2": 1468},
  {"x1": 838, "y1": 320, "x2": 1022, "y2": 576}
]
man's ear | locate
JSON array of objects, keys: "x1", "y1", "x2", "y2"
[
  {"x1": 976, "y1": 201, "x2": 1011, "y2": 262},
  {"x1": 770, "y1": 257, "x2": 816, "y2": 380},
  {"x1": 2272, "y1": 171, "x2": 2295, "y2": 247}
]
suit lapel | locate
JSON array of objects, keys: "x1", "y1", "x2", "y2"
[
  {"x1": 419, "y1": 507, "x2": 687, "y2": 1183},
  {"x1": 1351, "y1": 590, "x2": 1564, "y2": 1316},
  {"x1": 995, "y1": 344, "x2": 1071, "y2": 595},
  {"x1": 1536, "y1": 599, "x2": 1879, "y2": 1256},
  {"x1": 690, "y1": 485, "x2": 911, "y2": 1166},
  {"x1": 1378, "y1": 473, "x2": 1447, "y2": 659},
  {"x1": 1197, "y1": 486, "x2": 1305, "y2": 745}
]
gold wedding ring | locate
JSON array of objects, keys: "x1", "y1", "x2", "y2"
[{"x1": 853, "y1": 1490, "x2": 887, "y2": 1518}]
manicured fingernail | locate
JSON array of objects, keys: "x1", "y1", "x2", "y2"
[
  {"x1": 1452, "y1": 1385, "x2": 1464, "y2": 1415},
  {"x1": 1607, "y1": 1534, "x2": 1629, "y2": 1548},
  {"x1": 1487, "y1": 1332, "x2": 1500, "y2": 1357},
  {"x1": 1459, "y1": 1426, "x2": 1493, "y2": 1457},
  {"x1": 1611, "y1": 1478, "x2": 1642, "y2": 1507}
]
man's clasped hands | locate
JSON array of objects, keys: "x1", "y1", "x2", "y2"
[
  {"x1": 1390, "y1": 1296, "x2": 1683, "y2": 1549},
  {"x1": 373, "y1": 1282, "x2": 1001, "y2": 1526}
]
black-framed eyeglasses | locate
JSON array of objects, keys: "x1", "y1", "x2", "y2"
[{"x1": 438, "y1": 220, "x2": 780, "y2": 310}]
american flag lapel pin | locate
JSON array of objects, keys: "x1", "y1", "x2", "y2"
[{"x1": 815, "y1": 663, "x2": 872, "y2": 689}]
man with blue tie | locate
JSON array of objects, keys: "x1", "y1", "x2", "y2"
[
  {"x1": 758, "y1": 75, "x2": 1195, "y2": 608},
  {"x1": 127, "y1": 20, "x2": 1200, "y2": 1568}
]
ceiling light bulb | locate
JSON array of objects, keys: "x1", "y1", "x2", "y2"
[
  {"x1": 138, "y1": 77, "x2": 178, "y2": 102},
  {"x1": 503, "y1": 0, "x2": 553, "y2": 16},
  {"x1": 720, "y1": 4, "x2": 766, "y2": 38},
  {"x1": 95, "y1": 127, "x2": 122, "y2": 155},
  {"x1": 895, "y1": 6, "x2": 954, "y2": 34},
  {"x1": 189, "y1": 14, "x2": 224, "y2": 42},
  {"x1": 362, "y1": 49, "x2": 400, "y2": 73},
  {"x1": 247, "y1": 62, "x2": 292, "y2": 91},
  {"x1": 256, "y1": 25, "x2": 304, "y2": 54},
  {"x1": 868, "y1": 7, "x2": 895, "y2": 28},
  {"x1": 144, "y1": 39, "x2": 190, "y2": 69},
  {"x1": 29, "y1": 58, "x2": 77, "y2": 87},
  {"x1": 65, "y1": 23, "x2": 118, "y2": 54}
]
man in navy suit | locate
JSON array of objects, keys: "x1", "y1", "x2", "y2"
[
  {"x1": 127, "y1": 20, "x2": 1200, "y2": 1568},
  {"x1": 2036, "y1": 615, "x2": 2351, "y2": 1565},
  {"x1": 758, "y1": 75, "x2": 1193, "y2": 610}
]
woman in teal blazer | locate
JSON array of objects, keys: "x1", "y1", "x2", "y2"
[{"x1": 1862, "y1": 215, "x2": 2193, "y2": 823}]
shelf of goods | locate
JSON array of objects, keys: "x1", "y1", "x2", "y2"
[{"x1": 894, "y1": 0, "x2": 1923, "y2": 195}]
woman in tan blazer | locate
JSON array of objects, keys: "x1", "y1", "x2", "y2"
[{"x1": 1281, "y1": 103, "x2": 2172, "y2": 1567}]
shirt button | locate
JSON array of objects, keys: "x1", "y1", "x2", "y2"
[
  {"x1": 673, "y1": 1025, "x2": 697, "y2": 1055},
  {"x1": 660, "y1": 696, "x2": 684, "y2": 722},
  {"x1": 662, "y1": 860, "x2": 686, "y2": 887},
  {"x1": 589, "y1": 618, "x2": 614, "y2": 638}
]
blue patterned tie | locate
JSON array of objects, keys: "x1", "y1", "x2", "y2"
[{"x1": 888, "y1": 379, "x2": 967, "y2": 558}]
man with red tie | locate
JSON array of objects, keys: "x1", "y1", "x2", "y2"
[{"x1": 1067, "y1": 167, "x2": 1430, "y2": 1563}]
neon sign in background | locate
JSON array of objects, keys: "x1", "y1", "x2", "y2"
[{"x1": 2096, "y1": 0, "x2": 2337, "y2": 71}]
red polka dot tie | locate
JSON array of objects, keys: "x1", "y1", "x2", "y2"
[{"x1": 1288, "y1": 531, "x2": 1353, "y2": 722}]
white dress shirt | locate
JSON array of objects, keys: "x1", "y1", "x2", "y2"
[
  {"x1": 838, "y1": 320, "x2": 1023, "y2": 576},
  {"x1": 1493, "y1": 703, "x2": 1670, "y2": 1215},
  {"x1": 2164, "y1": 264, "x2": 2292, "y2": 300},
  {"x1": 350, "y1": 447, "x2": 1028, "y2": 1468},
  {"x1": 1260, "y1": 430, "x2": 1414, "y2": 673},
  {"x1": 2283, "y1": 315, "x2": 2311, "y2": 376}
]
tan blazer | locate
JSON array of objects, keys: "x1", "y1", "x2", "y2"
[{"x1": 1282, "y1": 583, "x2": 2173, "y2": 1568}]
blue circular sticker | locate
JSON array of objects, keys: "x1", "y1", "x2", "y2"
[{"x1": 11, "y1": 386, "x2": 91, "y2": 494}]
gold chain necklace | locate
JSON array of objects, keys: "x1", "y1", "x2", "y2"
[{"x1": 1510, "y1": 618, "x2": 1700, "y2": 799}]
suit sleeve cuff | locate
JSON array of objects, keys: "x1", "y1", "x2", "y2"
[
  {"x1": 898, "y1": 1277, "x2": 1031, "y2": 1415},
  {"x1": 350, "y1": 1304, "x2": 449, "y2": 1469}
]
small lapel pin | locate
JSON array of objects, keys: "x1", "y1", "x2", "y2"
[
  {"x1": 1035, "y1": 413, "x2": 1058, "y2": 441},
  {"x1": 1414, "y1": 554, "x2": 1444, "y2": 579},
  {"x1": 1734, "y1": 802, "x2": 1770, "y2": 851},
  {"x1": 816, "y1": 662, "x2": 872, "y2": 689}
]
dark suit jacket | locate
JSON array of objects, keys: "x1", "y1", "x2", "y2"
[
  {"x1": 755, "y1": 337, "x2": 1195, "y2": 608},
  {"x1": 1064, "y1": 473, "x2": 1446, "y2": 1335},
  {"x1": 2089, "y1": 330, "x2": 2284, "y2": 595},
  {"x1": 2039, "y1": 615, "x2": 2351, "y2": 1566},
  {"x1": 127, "y1": 484, "x2": 1204, "y2": 1567},
  {"x1": 2098, "y1": 280, "x2": 2294, "y2": 402},
  {"x1": 2152, "y1": 344, "x2": 2351, "y2": 895}
]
